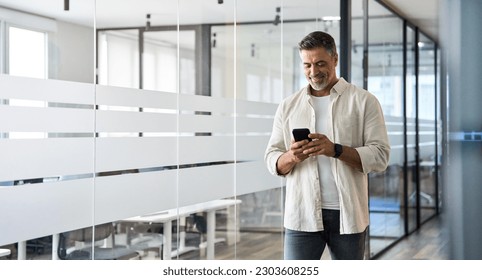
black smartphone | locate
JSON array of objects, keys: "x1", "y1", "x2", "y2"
[{"x1": 292, "y1": 128, "x2": 312, "y2": 142}]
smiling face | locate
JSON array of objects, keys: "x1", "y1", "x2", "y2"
[{"x1": 300, "y1": 47, "x2": 338, "y2": 96}]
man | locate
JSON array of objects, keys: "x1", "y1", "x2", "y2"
[{"x1": 264, "y1": 31, "x2": 390, "y2": 260}]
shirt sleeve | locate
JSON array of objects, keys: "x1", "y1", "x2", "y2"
[
  {"x1": 356, "y1": 94, "x2": 391, "y2": 174},
  {"x1": 264, "y1": 102, "x2": 288, "y2": 177}
]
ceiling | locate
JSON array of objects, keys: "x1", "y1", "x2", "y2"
[
  {"x1": 0, "y1": 0, "x2": 439, "y2": 42},
  {"x1": 380, "y1": 0, "x2": 439, "y2": 42}
]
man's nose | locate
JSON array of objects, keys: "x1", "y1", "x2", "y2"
[{"x1": 310, "y1": 65, "x2": 319, "y2": 74}]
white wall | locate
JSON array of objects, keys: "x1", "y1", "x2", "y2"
[{"x1": 49, "y1": 20, "x2": 95, "y2": 83}]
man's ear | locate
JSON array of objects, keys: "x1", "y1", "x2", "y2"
[{"x1": 334, "y1": 53, "x2": 339, "y2": 67}]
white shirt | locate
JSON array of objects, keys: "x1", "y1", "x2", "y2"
[
  {"x1": 264, "y1": 78, "x2": 390, "y2": 234},
  {"x1": 311, "y1": 95, "x2": 339, "y2": 210}
]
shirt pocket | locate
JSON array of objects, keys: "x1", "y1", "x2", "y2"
[{"x1": 334, "y1": 114, "x2": 359, "y2": 146}]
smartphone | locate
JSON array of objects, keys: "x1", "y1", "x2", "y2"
[{"x1": 292, "y1": 128, "x2": 312, "y2": 142}]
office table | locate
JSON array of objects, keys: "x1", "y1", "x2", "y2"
[
  {"x1": 123, "y1": 199, "x2": 241, "y2": 260},
  {"x1": 14, "y1": 199, "x2": 240, "y2": 260},
  {"x1": 0, "y1": 248, "x2": 11, "y2": 257}
]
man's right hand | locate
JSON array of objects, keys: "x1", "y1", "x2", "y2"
[
  {"x1": 276, "y1": 140, "x2": 310, "y2": 175},
  {"x1": 291, "y1": 139, "x2": 311, "y2": 163}
]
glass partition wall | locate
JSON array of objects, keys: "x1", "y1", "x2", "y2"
[
  {"x1": 361, "y1": 0, "x2": 440, "y2": 258},
  {"x1": 0, "y1": 0, "x2": 440, "y2": 261},
  {"x1": 234, "y1": 0, "x2": 284, "y2": 260},
  {"x1": 0, "y1": 0, "x2": 97, "y2": 261},
  {"x1": 406, "y1": 25, "x2": 418, "y2": 234},
  {"x1": 417, "y1": 33, "x2": 438, "y2": 224},
  {"x1": 366, "y1": 0, "x2": 405, "y2": 257}
]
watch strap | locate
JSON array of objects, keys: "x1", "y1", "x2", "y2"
[{"x1": 334, "y1": 143, "x2": 343, "y2": 158}]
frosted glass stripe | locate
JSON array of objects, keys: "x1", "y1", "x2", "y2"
[
  {"x1": 178, "y1": 164, "x2": 235, "y2": 207},
  {"x1": 236, "y1": 135, "x2": 270, "y2": 161},
  {"x1": 179, "y1": 136, "x2": 234, "y2": 164},
  {"x1": 0, "y1": 75, "x2": 94, "y2": 105},
  {"x1": 236, "y1": 161, "x2": 283, "y2": 196},
  {"x1": 419, "y1": 118, "x2": 435, "y2": 124},
  {"x1": 0, "y1": 106, "x2": 94, "y2": 132},
  {"x1": 384, "y1": 115, "x2": 403, "y2": 122},
  {"x1": 0, "y1": 138, "x2": 94, "y2": 181},
  {"x1": 420, "y1": 147, "x2": 436, "y2": 159},
  {"x1": 179, "y1": 114, "x2": 233, "y2": 133},
  {"x1": 420, "y1": 135, "x2": 436, "y2": 143},
  {"x1": 96, "y1": 110, "x2": 177, "y2": 132},
  {"x1": 179, "y1": 94, "x2": 234, "y2": 114},
  {"x1": 237, "y1": 116, "x2": 274, "y2": 133},
  {"x1": 388, "y1": 133, "x2": 404, "y2": 147},
  {"x1": 390, "y1": 148, "x2": 404, "y2": 165},
  {"x1": 236, "y1": 100, "x2": 278, "y2": 116},
  {"x1": 95, "y1": 137, "x2": 177, "y2": 172},
  {"x1": 96, "y1": 85, "x2": 177, "y2": 110},
  {"x1": 419, "y1": 126, "x2": 435, "y2": 131},
  {"x1": 0, "y1": 179, "x2": 93, "y2": 245},
  {"x1": 94, "y1": 171, "x2": 177, "y2": 224},
  {"x1": 407, "y1": 139, "x2": 417, "y2": 147},
  {"x1": 386, "y1": 123, "x2": 404, "y2": 133}
]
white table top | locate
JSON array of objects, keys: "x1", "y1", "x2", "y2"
[
  {"x1": 0, "y1": 248, "x2": 11, "y2": 257},
  {"x1": 123, "y1": 199, "x2": 241, "y2": 223}
]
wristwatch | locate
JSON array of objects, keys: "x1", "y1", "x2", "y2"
[{"x1": 334, "y1": 143, "x2": 343, "y2": 158}]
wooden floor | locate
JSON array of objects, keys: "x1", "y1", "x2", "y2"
[
  {"x1": 375, "y1": 215, "x2": 450, "y2": 260},
  {"x1": 178, "y1": 215, "x2": 449, "y2": 260}
]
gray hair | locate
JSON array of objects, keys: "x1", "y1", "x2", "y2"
[{"x1": 298, "y1": 31, "x2": 337, "y2": 57}]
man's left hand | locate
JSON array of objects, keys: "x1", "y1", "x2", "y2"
[{"x1": 302, "y1": 133, "x2": 335, "y2": 157}]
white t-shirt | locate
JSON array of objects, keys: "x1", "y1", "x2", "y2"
[{"x1": 311, "y1": 95, "x2": 340, "y2": 210}]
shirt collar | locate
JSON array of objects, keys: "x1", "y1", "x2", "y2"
[
  {"x1": 331, "y1": 77, "x2": 348, "y2": 96},
  {"x1": 303, "y1": 77, "x2": 348, "y2": 98}
]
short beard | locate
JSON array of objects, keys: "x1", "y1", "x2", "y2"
[{"x1": 309, "y1": 75, "x2": 328, "y2": 91}]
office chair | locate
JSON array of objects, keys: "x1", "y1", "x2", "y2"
[
  {"x1": 121, "y1": 222, "x2": 164, "y2": 259},
  {"x1": 58, "y1": 223, "x2": 139, "y2": 260},
  {"x1": 185, "y1": 214, "x2": 208, "y2": 252}
]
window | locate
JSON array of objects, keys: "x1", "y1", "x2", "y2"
[
  {"x1": 7, "y1": 26, "x2": 47, "y2": 79},
  {"x1": 6, "y1": 26, "x2": 48, "y2": 139}
]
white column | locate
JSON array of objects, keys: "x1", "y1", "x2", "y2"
[
  {"x1": 206, "y1": 211, "x2": 215, "y2": 260},
  {"x1": 163, "y1": 220, "x2": 172, "y2": 260},
  {"x1": 17, "y1": 241, "x2": 27, "y2": 260},
  {"x1": 52, "y1": 234, "x2": 59, "y2": 260}
]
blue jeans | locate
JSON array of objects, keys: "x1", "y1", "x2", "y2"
[{"x1": 284, "y1": 209, "x2": 366, "y2": 260}]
